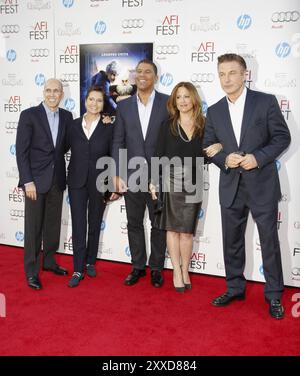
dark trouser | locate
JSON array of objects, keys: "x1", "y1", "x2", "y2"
[
  {"x1": 69, "y1": 177, "x2": 106, "y2": 273},
  {"x1": 221, "y1": 176, "x2": 284, "y2": 300},
  {"x1": 24, "y1": 183, "x2": 63, "y2": 278},
  {"x1": 124, "y1": 190, "x2": 166, "y2": 271}
]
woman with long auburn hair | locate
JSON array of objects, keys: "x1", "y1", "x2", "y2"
[{"x1": 150, "y1": 82, "x2": 222, "y2": 292}]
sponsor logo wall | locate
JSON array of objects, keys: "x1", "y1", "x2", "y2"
[{"x1": 1, "y1": 0, "x2": 299, "y2": 287}]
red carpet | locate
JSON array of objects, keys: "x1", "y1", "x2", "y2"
[{"x1": 0, "y1": 245, "x2": 299, "y2": 356}]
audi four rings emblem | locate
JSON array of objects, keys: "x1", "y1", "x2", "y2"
[
  {"x1": 1, "y1": 25, "x2": 20, "y2": 33},
  {"x1": 10, "y1": 210, "x2": 24, "y2": 217},
  {"x1": 191, "y1": 73, "x2": 215, "y2": 83},
  {"x1": 5, "y1": 122, "x2": 18, "y2": 130},
  {"x1": 30, "y1": 49, "x2": 49, "y2": 57},
  {"x1": 272, "y1": 11, "x2": 300, "y2": 22},
  {"x1": 60, "y1": 73, "x2": 79, "y2": 82},
  {"x1": 156, "y1": 45, "x2": 180, "y2": 54},
  {"x1": 122, "y1": 19, "x2": 144, "y2": 28}
]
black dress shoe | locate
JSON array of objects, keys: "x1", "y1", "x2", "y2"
[
  {"x1": 212, "y1": 292, "x2": 245, "y2": 307},
  {"x1": 43, "y1": 265, "x2": 68, "y2": 276},
  {"x1": 266, "y1": 298, "x2": 285, "y2": 319},
  {"x1": 124, "y1": 269, "x2": 146, "y2": 286},
  {"x1": 27, "y1": 276, "x2": 42, "y2": 290},
  {"x1": 151, "y1": 270, "x2": 164, "y2": 288}
]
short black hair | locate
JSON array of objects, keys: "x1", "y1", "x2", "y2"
[
  {"x1": 136, "y1": 59, "x2": 158, "y2": 75},
  {"x1": 217, "y1": 53, "x2": 247, "y2": 70},
  {"x1": 85, "y1": 85, "x2": 105, "y2": 100}
]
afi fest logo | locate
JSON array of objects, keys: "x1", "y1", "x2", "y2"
[
  {"x1": 191, "y1": 42, "x2": 216, "y2": 62},
  {"x1": 122, "y1": 0, "x2": 143, "y2": 7},
  {"x1": 156, "y1": 15, "x2": 180, "y2": 35},
  {"x1": 0, "y1": 0, "x2": 19, "y2": 14},
  {"x1": 4, "y1": 96, "x2": 21, "y2": 112},
  {"x1": 280, "y1": 99, "x2": 291, "y2": 120},
  {"x1": 29, "y1": 21, "x2": 49, "y2": 40},
  {"x1": 59, "y1": 45, "x2": 79, "y2": 63}
]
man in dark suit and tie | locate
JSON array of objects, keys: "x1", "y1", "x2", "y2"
[
  {"x1": 203, "y1": 53, "x2": 290, "y2": 319},
  {"x1": 111, "y1": 59, "x2": 169, "y2": 287},
  {"x1": 16, "y1": 78, "x2": 73, "y2": 290}
]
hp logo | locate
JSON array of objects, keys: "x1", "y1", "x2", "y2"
[
  {"x1": 125, "y1": 246, "x2": 131, "y2": 257},
  {"x1": 275, "y1": 42, "x2": 291, "y2": 58},
  {"x1": 62, "y1": 0, "x2": 74, "y2": 8},
  {"x1": 94, "y1": 21, "x2": 106, "y2": 34},
  {"x1": 276, "y1": 160, "x2": 281, "y2": 171},
  {"x1": 160, "y1": 73, "x2": 173, "y2": 87},
  {"x1": 100, "y1": 220, "x2": 106, "y2": 231},
  {"x1": 64, "y1": 98, "x2": 75, "y2": 111},
  {"x1": 202, "y1": 101, "x2": 208, "y2": 116},
  {"x1": 15, "y1": 231, "x2": 24, "y2": 242},
  {"x1": 35, "y1": 73, "x2": 46, "y2": 86},
  {"x1": 237, "y1": 14, "x2": 252, "y2": 30},
  {"x1": 198, "y1": 208, "x2": 204, "y2": 220},
  {"x1": 10, "y1": 144, "x2": 16, "y2": 155},
  {"x1": 259, "y1": 265, "x2": 265, "y2": 276},
  {"x1": 6, "y1": 49, "x2": 17, "y2": 62}
]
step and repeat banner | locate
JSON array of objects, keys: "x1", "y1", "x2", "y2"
[{"x1": 1, "y1": 0, "x2": 299, "y2": 287}]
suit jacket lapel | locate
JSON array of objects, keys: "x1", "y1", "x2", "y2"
[
  {"x1": 131, "y1": 96, "x2": 145, "y2": 141},
  {"x1": 220, "y1": 98, "x2": 239, "y2": 150},
  {"x1": 56, "y1": 109, "x2": 64, "y2": 147},
  {"x1": 38, "y1": 103, "x2": 54, "y2": 148},
  {"x1": 145, "y1": 92, "x2": 160, "y2": 141},
  {"x1": 239, "y1": 89, "x2": 255, "y2": 147}
]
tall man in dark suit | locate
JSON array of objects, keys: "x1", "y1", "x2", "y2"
[
  {"x1": 111, "y1": 59, "x2": 169, "y2": 287},
  {"x1": 203, "y1": 54, "x2": 290, "y2": 319},
  {"x1": 16, "y1": 78, "x2": 73, "y2": 290}
]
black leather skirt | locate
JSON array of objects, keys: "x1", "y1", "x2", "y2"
[{"x1": 154, "y1": 166, "x2": 202, "y2": 234}]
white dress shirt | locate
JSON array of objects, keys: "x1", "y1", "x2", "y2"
[
  {"x1": 137, "y1": 90, "x2": 155, "y2": 140},
  {"x1": 226, "y1": 86, "x2": 247, "y2": 147},
  {"x1": 82, "y1": 114, "x2": 100, "y2": 140}
]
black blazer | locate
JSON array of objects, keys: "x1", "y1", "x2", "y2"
[
  {"x1": 203, "y1": 88, "x2": 291, "y2": 208},
  {"x1": 16, "y1": 103, "x2": 73, "y2": 193},
  {"x1": 111, "y1": 91, "x2": 169, "y2": 178},
  {"x1": 67, "y1": 116, "x2": 113, "y2": 189}
]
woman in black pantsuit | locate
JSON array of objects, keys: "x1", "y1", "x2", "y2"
[
  {"x1": 67, "y1": 86, "x2": 114, "y2": 287},
  {"x1": 150, "y1": 82, "x2": 222, "y2": 292}
]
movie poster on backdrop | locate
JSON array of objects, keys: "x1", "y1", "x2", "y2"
[{"x1": 79, "y1": 43, "x2": 153, "y2": 116}]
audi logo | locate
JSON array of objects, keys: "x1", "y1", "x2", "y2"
[
  {"x1": 156, "y1": 45, "x2": 180, "y2": 55},
  {"x1": 30, "y1": 48, "x2": 49, "y2": 57},
  {"x1": 191, "y1": 73, "x2": 215, "y2": 83},
  {"x1": 271, "y1": 11, "x2": 300, "y2": 22},
  {"x1": 1, "y1": 25, "x2": 20, "y2": 33},
  {"x1": 10, "y1": 210, "x2": 24, "y2": 217},
  {"x1": 292, "y1": 267, "x2": 300, "y2": 276},
  {"x1": 60, "y1": 73, "x2": 79, "y2": 82},
  {"x1": 122, "y1": 19, "x2": 144, "y2": 29},
  {"x1": 5, "y1": 122, "x2": 18, "y2": 130}
]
